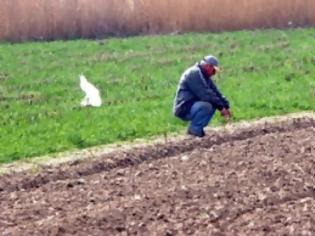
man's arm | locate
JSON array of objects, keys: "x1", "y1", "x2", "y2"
[
  {"x1": 185, "y1": 72, "x2": 226, "y2": 110},
  {"x1": 208, "y1": 80, "x2": 230, "y2": 109}
]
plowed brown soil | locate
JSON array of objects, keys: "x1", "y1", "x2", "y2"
[{"x1": 0, "y1": 116, "x2": 314, "y2": 235}]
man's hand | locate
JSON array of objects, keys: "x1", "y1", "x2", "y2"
[{"x1": 220, "y1": 108, "x2": 232, "y2": 121}]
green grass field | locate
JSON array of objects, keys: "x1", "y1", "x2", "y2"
[{"x1": 0, "y1": 28, "x2": 314, "y2": 163}]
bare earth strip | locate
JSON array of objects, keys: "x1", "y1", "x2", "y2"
[{"x1": 0, "y1": 112, "x2": 315, "y2": 235}]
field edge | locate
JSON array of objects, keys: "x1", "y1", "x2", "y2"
[{"x1": 0, "y1": 111, "x2": 314, "y2": 177}]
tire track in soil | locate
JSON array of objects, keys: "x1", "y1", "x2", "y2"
[{"x1": 0, "y1": 116, "x2": 315, "y2": 235}]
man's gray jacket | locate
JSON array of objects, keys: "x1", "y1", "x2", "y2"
[{"x1": 173, "y1": 64, "x2": 230, "y2": 119}]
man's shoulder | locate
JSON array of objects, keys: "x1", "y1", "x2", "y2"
[
  {"x1": 185, "y1": 64, "x2": 200, "y2": 74},
  {"x1": 182, "y1": 64, "x2": 201, "y2": 80}
]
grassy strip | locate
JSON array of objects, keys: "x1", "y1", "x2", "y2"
[{"x1": 0, "y1": 28, "x2": 314, "y2": 163}]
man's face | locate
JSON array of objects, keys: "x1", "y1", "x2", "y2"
[{"x1": 204, "y1": 64, "x2": 217, "y2": 78}]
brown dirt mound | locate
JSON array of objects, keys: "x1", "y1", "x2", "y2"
[{"x1": 0, "y1": 115, "x2": 314, "y2": 235}]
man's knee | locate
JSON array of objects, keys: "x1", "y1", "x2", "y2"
[{"x1": 196, "y1": 101, "x2": 215, "y2": 115}]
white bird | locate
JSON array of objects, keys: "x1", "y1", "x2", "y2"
[{"x1": 79, "y1": 74, "x2": 102, "y2": 107}]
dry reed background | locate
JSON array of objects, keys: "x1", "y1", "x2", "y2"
[{"x1": 0, "y1": 0, "x2": 314, "y2": 42}]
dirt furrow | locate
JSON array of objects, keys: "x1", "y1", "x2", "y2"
[
  {"x1": 0, "y1": 116, "x2": 314, "y2": 193},
  {"x1": 0, "y1": 117, "x2": 314, "y2": 235}
]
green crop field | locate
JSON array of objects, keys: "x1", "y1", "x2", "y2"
[{"x1": 0, "y1": 28, "x2": 314, "y2": 163}]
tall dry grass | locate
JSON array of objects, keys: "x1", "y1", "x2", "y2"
[{"x1": 0, "y1": 0, "x2": 314, "y2": 42}]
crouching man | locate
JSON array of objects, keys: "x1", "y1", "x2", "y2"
[{"x1": 173, "y1": 55, "x2": 232, "y2": 137}]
